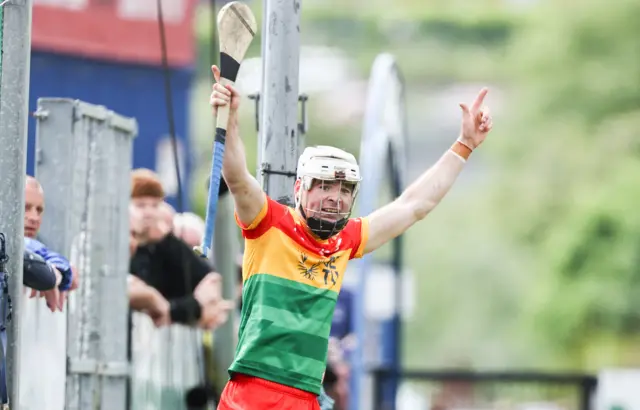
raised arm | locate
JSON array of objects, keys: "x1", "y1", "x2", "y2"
[
  {"x1": 364, "y1": 88, "x2": 493, "y2": 254},
  {"x1": 210, "y1": 65, "x2": 265, "y2": 227}
]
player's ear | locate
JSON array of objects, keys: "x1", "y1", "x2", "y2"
[{"x1": 294, "y1": 179, "x2": 302, "y2": 205}]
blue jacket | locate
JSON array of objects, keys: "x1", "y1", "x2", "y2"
[{"x1": 24, "y1": 238, "x2": 73, "y2": 291}]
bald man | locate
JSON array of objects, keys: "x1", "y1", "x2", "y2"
[
  {"x1": 23, "y1": 176, "x2": 77, "y2": 311},
  {"x1": 24, "y1": 176, "x2": 44, "y2": 239},
  {"x1": 173, "y1": 212, "x2": 205, "y2": 249}
]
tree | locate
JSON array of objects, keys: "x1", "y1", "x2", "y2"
[{"x1": 494, "y1": 0, "x2": 640, "y2": 367}]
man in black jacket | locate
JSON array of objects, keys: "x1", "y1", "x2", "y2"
[{"x1": 128, "y1": 168, "x2": 231, "y2": 329}]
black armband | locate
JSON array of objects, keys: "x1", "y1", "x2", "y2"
[{"x1": 169, "y1": 296, "x2": 202, "y2": 324}]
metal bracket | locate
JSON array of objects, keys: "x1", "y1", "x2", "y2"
[
  {"x1": 32, "y1": 109, "x2": 49, "y2": 120},
  {"x1": 298, "y1": 94, "x2": 309, "y2": 135},
  {"x1": 73, "y1": 101, "x2": 108, "y2": 122},
  {"x1": 248, "y1": 93, "x2": 309, "y2": 136},
  {"x1": 67, "y1": 358, "x2": 130, "y2": 377},
  {"x1": 107, "y1": 111, "x2": 139, "y2": 136},
  {"x1": 259, "y1": 162, "x2": 297, "y2": 197},
  {"x1": 32, "y1": 109, "x2": 48, "y2": 166},
  {"x1": 248, "y1": 93, "x2": 261, "y2": 132}
]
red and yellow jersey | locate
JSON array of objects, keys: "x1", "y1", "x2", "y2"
[{"x1": 228, "y1": 195, "x2": 368, "y2": 395}]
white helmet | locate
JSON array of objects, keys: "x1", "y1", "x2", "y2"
[
  {"x1": 295, "y1": 146, "x2": 361, "y2": 239},
  {"x1": 297, "y1": 145, "x2": 361, "y2": 191}
]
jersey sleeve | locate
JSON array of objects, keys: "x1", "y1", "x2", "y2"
[
  {"x1": 235, "y1": 194, "x2": 288, "y2": 239},
  {"x1": 347, "y1": 217, "x2": 370, "y2": 260}
]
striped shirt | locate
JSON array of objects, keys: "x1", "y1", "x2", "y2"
[{"x1": 228, "y1": 194, "x2": 368, "y2": 394}]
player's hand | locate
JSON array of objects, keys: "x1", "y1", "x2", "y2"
[
  {"x1": 458, "y1": 88, "x2": 493, "y2": 149},
  {"x1": 210, "y1": 65, "x2": 241, "y2": 116}
]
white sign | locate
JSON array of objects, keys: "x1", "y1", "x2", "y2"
[
  {"x1": 118, "y1": 0, "x2": 186, "y2": 23},
  {"x1": 595, "y1": 369, "x2": 640, "y2": 410},
  {"x1": 33, "y1": 0, "x2": 87, "y2": 10}
]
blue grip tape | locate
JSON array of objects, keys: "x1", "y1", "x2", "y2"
[{"x1": 201, "y1": 131, "x2": 226, "y2": 257}]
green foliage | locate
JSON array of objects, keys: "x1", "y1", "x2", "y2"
[
  {"x1": 494, "y1": 0, "x2": 640, "y2": 366},
  {"x1": 193, "y1": 1, "x2": 516, "y2": 83}
]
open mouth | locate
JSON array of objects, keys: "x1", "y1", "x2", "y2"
[
  {"x1": 319, "y1": 208, "x2": 341, "y2": 221},
  {"x1": 321, "y1": 207, "x2": 340, "y2": 214}
]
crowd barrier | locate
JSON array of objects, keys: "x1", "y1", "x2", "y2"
[
  {"x1": 12, "y1": 98, "x2": 208, "y2": 409},
  {"x1": 19, "y1": 299, "x2": 207, "y2": 410}
]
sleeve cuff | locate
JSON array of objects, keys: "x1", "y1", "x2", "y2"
[{"x1": 169, "y1": 296, "x2": 202, "y2": 324}]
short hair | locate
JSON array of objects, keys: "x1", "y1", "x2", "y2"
[{"x1": 131, "y1": 168, "x2": 164, "y2": 199}]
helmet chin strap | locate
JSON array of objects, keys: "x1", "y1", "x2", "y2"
[{"x1": 298, "y1": 206, "x2": 348, "y2": 240}]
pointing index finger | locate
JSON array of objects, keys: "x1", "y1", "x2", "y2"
[{"x1": 471, "y1": 87, "x2": 489, "y2": 112}]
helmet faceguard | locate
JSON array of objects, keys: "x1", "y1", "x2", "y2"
[{"x1": 295, "y1": 146, "x2": 361, "y2": 240}]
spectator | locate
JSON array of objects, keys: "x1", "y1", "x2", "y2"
[
  {"x1": 331, "y1": 287, "x2": 354, "y2": 340},
  {"x1": 23, "y1": 237, "x2": 73, "y2": 312},
  {"x1": 22, "y1": 249, "x2": 61, "y2": 292},
  {"x1": 127, "y1": 274, "x2": 171, "y2": 327},
  {"x1": 24, "y1": 176, "x2": 44, "y2": 239},
  {"x1": 0, "y1": 176, "x2": 80, "y2": 406},
  {"x1": 173, "y1": 212, "x2": 205, "y2": 249},
  {"x1": 324, "y1": 287, "x2": 356, "y2": 410},
  {"x1": 128, "y1": 168, "x2": 231, "y2": 329},
  {"x1": 324, "y1": 337, "x2": 351, "y2": 410},
  {"x1": 127, "y1": 209, "x2": 171, "y2": 326},
  {"x1": 23, "y1": 176, "x2": 77, "y2": 311},
  {"x1": 158, "y1": 201, "x2": 176, "y2": 231}
]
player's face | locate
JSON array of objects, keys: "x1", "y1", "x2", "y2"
[
  {"x1": 24, "y1": 182, "x2": 44, "y2": 238},
  {"x1": 302, "y1": 180, "x2": 354, "y2": 222}
]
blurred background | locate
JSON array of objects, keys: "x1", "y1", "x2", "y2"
[
  {"x1": 16, "y1": 0, "x2": 640, "y2": 408},
  {"x1": 191, "y1": 0, "x2": 640, "y2": 372}
]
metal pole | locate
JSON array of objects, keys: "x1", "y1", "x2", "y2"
[
  {"x1": 211, "y1": 195, "x2": 239, "y2": 393},
  {"x1": 0, "y1": 0, "x2": 33, "y2": 406},
  {"x1": 257, "y1": 0, "x2": 302, "y2": 204}
]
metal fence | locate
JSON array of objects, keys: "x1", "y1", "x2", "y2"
[
  {"x1": 129, "y1": 313, "x2": 206, "y2": 409},
  {"x1": 370, "y1": 368, "x2": 598, "y2": 410},
  {"x1": 32, "y1": 97, "x2": 133, "y2": 409},
  {"x1": 14, "y1": 98, "x2": 210, "y2": 409}
]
